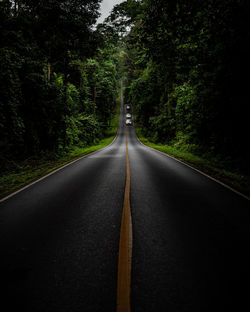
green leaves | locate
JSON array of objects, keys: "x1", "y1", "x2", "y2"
[
  {"x1": 0, "y1": 0, "x2": 120, "y2": 167},
  {"x1": 118, "y1": 0, "x2": 250, "y2": 165}
]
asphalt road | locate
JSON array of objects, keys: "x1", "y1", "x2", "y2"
[{"x1": 0, "y1": 90, "x2": 249, "y2": 312}]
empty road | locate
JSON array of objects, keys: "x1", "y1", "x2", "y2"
[{"x1": 0, "y1": 87, "x2": 249, "y2": 312}]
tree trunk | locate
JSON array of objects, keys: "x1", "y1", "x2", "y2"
[
  {"x1": 47, "y1": 62, "x2": 51, "y2": 81},
  {"x1": 93, "y1": 86, "x2": 96, "y2": 116}
]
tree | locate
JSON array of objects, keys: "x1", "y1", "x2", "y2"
[{"x1": 113, "y1": 0, "x2": 250, "y2": 166}]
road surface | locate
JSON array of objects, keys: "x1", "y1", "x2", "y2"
[{"x1": 0, "y1": 88, "x2": 249, "y2": 312}]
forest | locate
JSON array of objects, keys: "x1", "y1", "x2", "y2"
[
  {"x1": 0, "y1": 0, "x2": 119, "y2": 174},
  {"x1": 1, "y1": 0, "x2": 250, "y2": 194},
  {"x1": 108, "y1": 0, "x2": 250, "y2": 172}
]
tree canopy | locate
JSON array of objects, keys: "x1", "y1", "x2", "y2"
[
  {"x1": 107, "y1": 0, "x2": 250, "y2": 171},
  {"x1": 0, "y1": 0, "x2": 119, "y2": 171},
  {"x1": 1, "y1": 0, "x2": 249, "y2": 174}
]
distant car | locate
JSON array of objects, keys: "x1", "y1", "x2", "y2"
[
  {"x1": 126, "y1": 119, "x2": 132, "y2": 125},
  {"x1": 126, "y1": 113, "x2": 132, "y2": 118},
  {"x1": 126, "y1": 105, "x2": 131, "y2": 110}
]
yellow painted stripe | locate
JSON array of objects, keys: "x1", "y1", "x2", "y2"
[{"x1": 117, "y1": 130, "x2": 133, "y2": 312}]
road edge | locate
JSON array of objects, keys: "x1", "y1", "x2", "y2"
[
  {"x1": 136, "y1": 136, "x2": 250, "y2": 201},
  {"x1": 0, "y1": 134, "x2": 118, "y2": 203}
]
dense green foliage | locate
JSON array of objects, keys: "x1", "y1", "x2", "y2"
[
  {"x1": 107, "y1": 0, "x2": 250, "y2": 172},
  {"x1": 0, "y1": 0, "x2": 119, "y2": 172},
  {"x1": 1, "y1": 0, "x2": 249, "y2": 180}
]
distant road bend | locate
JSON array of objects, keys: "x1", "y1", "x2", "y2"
[{"x1": 0, "y1": 86, "x2": 249, "y2": 312}]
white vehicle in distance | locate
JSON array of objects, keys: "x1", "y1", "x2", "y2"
[
  {"x1": 126, "y1": 119, "x2": 132, "y2": 125},
  {"x1": 126, "y1": 113, "x2": 132, "y2": 118},
  {"x1": 126, "y1": 105, "x2": 131, "y2": 110}
]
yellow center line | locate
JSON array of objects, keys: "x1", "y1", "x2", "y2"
[{"x1": 117, "y1": 129, "x2": 133, "y2": 312}]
